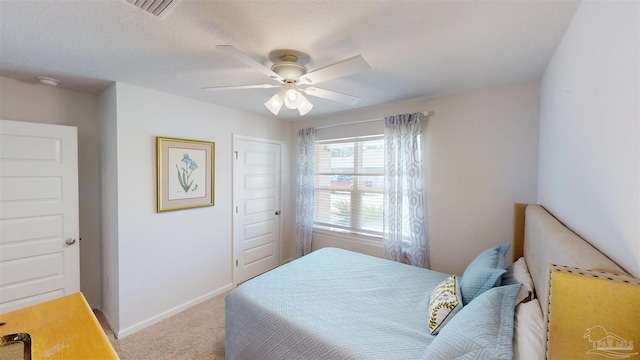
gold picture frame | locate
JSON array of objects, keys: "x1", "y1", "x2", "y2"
[{"x1": 156, "y1": 136, "x2": 214, "y2": 212}]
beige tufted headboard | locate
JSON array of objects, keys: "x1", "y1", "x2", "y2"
[{"x1": 512, "y1": 203, "x2": 628, "y2": 317}]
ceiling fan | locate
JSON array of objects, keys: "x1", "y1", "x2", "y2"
[{"x1": 203, "y1": 45, "x2": 372, "y2": 116}]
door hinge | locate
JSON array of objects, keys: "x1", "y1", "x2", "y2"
[
  {"x1": 235, "y1": 206, "x2": 238, "y2": 213},
  {"x1": 236, "y1": 259, "x2": 238, "y2": 267},
  {"x1": 234, "y1": 151, "x2": 238, "y2": 159}
]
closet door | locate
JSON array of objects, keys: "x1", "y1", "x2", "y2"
[
  {"x1": 233, "y1": 135, "x2": 282, "y2": 284},
  {"x1": 0, "y1": 119, "x2": 80, "y2": 313}
]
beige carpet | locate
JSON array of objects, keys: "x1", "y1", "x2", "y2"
[{"x1": 95, "y1": 291, "x2": 228, "y2": 359}]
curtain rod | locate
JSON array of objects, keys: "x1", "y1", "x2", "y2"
[{"x1": 314, "y1": 110, "x2": 432, "y2": 130}]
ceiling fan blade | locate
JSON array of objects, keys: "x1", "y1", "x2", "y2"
[
  {"x1": 299, "y1": 55, "x2": 371, "y2": 85},
  {"x1": 202, "y1": 84, "x2": 280, "y2": 91},
  {"x1": 216, "y1": 45, "x2": 281, "y2": 80},
  {"x1": 301, "y1": 87, "x2": 362, "y2": 105}
]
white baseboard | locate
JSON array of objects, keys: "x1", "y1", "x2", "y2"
[{"x1": 114, "y1": 283, "x2": 235, "y2": 339}]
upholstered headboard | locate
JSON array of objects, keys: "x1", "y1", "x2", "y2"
[{"x1": 512, "y1": 203, "x2": 628, "y2": 316}]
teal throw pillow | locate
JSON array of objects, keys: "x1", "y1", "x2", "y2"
[{"x1": 459, "y1": 243, "x2": 510, "y2": 305}]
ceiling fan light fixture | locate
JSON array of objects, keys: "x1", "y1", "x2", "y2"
[
  {"x1": 264, "y1": 93, "x2": 284, "y2": 115},
  {"x1": 266, "y1": 87, "x2": 313, "y2": 116},
  {"x1": 297, "y1": 95, "x2": 313, "y2": 115},
  {"x1": 284, "y1": 88, "x2": 303, "y2": 109},
  {"x1": 286, "y1": 89, "x2": 297, "y2": 101}
]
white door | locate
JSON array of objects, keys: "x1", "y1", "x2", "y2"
[
  {"x1": 0, "y1": 120, "x2": 80, "y2": 313},
  {"x1": 233, "y1": 135, "x2": 282, "y2": 284}
]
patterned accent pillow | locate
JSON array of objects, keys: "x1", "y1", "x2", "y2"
[{"x1": 428, "y1": 275, "x2": 463, "y2": 335}]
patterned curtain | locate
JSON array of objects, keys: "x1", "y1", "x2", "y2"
[
  {"x1": 383, "y1": 112, "x2": 429, "y2": 268},
  {"x1": 296, "y1": 127, "x2": 316, "y2": 258}
]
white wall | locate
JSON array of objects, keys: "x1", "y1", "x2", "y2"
[
  {"x1": 98, "y1": 83, "x2": 120, "y2": 330},
  {"x1": 424, "y1": 81, "x2": 540, "y2": 274},
  {"x1": 0, "y1": 76, "x2": 103, "y2": 308},
  {"x1": 538, "y1": 0, "x2": 639, "y2": 276},
  {"x1": 100, "y1": 82, "x2": 291, "y2": 338},
  {"x1": 291, "y1": 81, "x2": 540, "y2": 275}
]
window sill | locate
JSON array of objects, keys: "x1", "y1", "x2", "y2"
[{"x1": 312, "y1": 227, "x2": 382, "y2": 246}]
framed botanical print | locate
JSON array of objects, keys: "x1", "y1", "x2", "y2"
[{"x1": 156, "y1": 136, "x2": 214, "y2": 212}]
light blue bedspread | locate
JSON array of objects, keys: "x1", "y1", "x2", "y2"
[{"x1": 225, "y1": 247, "x2": 449, "y2": 359}]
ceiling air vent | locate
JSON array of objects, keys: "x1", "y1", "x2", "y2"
[{"x1": 123, "y1": 0, "x2": 182, "y2": 19}]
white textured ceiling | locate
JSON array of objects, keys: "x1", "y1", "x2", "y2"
[{"x1": 0, "y1": 0, "x2": 580, "y2": 119}]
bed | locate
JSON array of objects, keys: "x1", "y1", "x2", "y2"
[{"x1": 225, "y1": 204, "x2": 629, "y2": 359}]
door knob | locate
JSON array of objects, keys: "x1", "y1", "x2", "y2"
[
  {"x1": 66, "y1": 238, "x2": 77, "y2": 245},
  {"x1": 275, "y1": 211, "x2": 281, "y2": 215}
]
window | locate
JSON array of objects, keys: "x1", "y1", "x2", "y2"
[{"x1": 313, "y1": 135, "x2": 384, "y2": 237}]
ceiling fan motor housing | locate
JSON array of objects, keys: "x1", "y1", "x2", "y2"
[{"x1": 271, "y1": 55, "x2": 307, "y2": 82}]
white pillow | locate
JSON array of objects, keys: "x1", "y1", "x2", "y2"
[
  {"x1": 428, "y1": 275, "x2": 463, "y2": 335},
  {"x1": 513, "y1": 299, "x2": 545, "y2": 360},
  {"x1": 502, "y1": 257, "x2": 535, "y2": 304}
]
